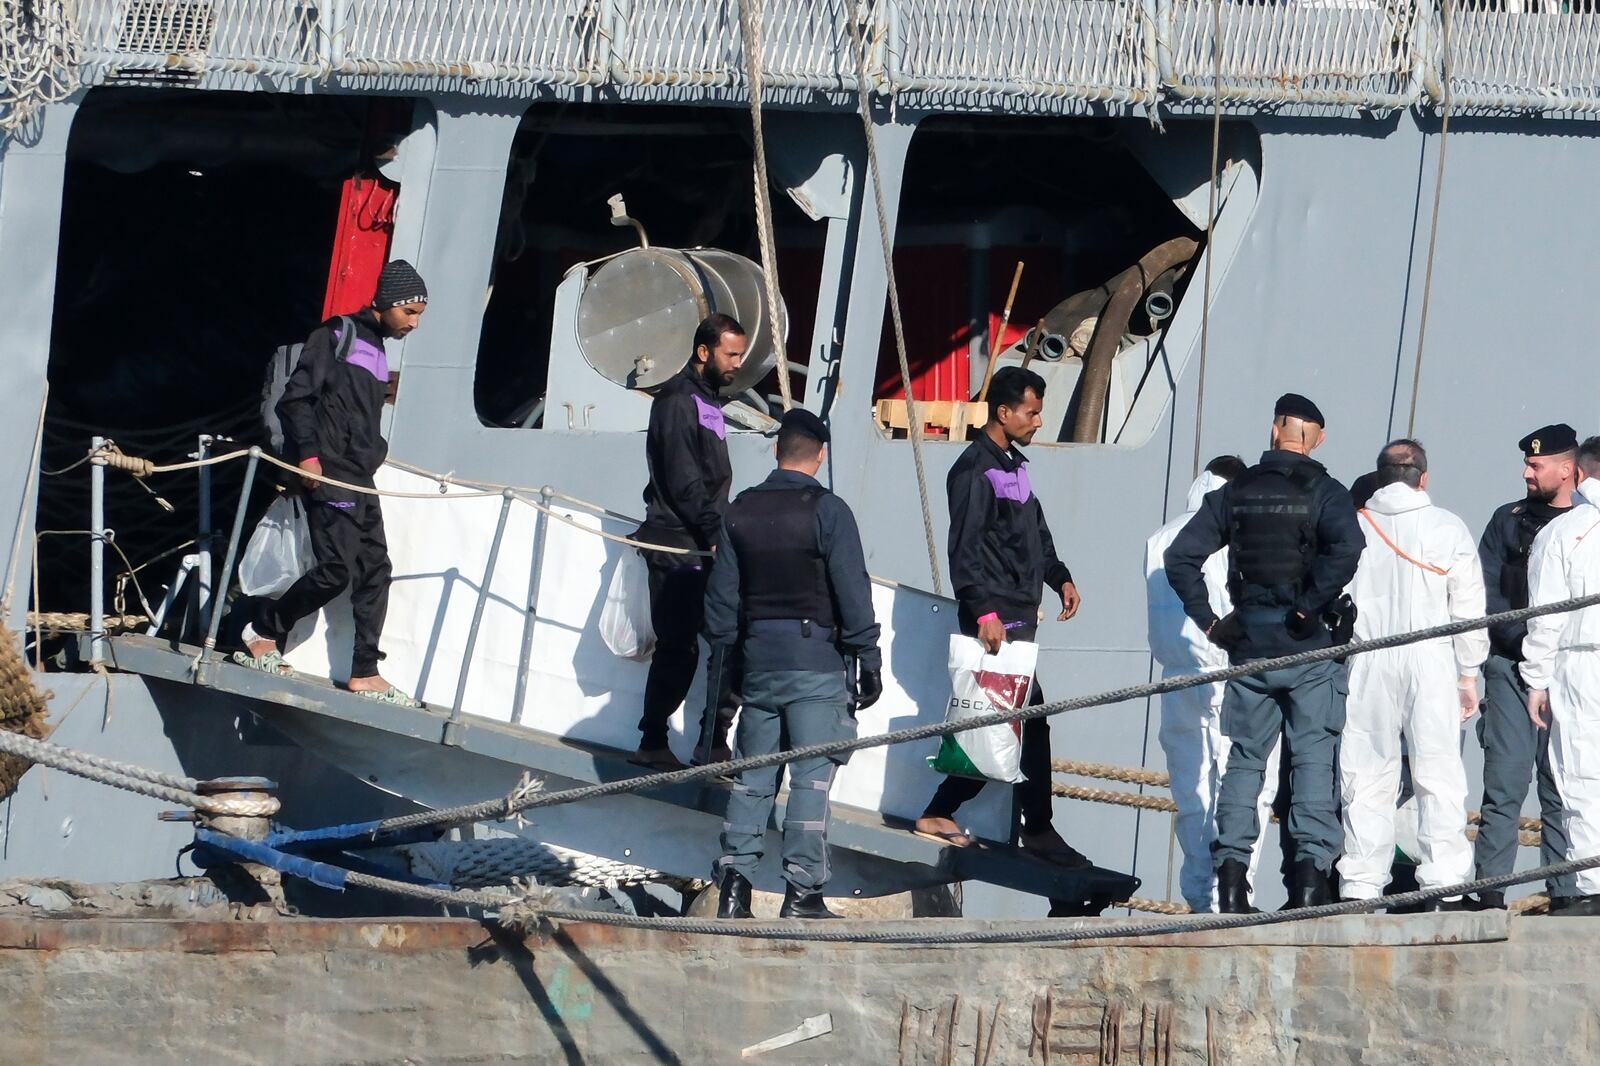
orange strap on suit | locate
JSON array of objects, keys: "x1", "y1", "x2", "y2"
[{"x1": 1359, "y1": 508, "x2": 1450, "y2": 576}]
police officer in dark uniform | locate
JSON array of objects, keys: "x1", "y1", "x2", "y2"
[
  {"x1": 1471, "y1": 423, "x2": 1581, "y2": 910},
  {"x1": 632, "y1": 313, "x2": 746, "y2": 770},
  {"x1": 707, "y1": 409, "x2": 883, "y2": 920},
  {"x1": 1165, "y1": 393, "x2": 1364, "y2": 911}
]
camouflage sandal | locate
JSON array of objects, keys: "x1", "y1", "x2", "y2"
[
  {"x1": 355, "y1": 685, "x2": 419, "y2": 708},
  {"x1": 231, "y1": 648, "x2": 291, "y2": 676}
]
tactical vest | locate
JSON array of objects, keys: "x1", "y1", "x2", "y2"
[
  {"x1": 1500, "y1": 504, "x2": 1558, "y2": 609},
  {"x1": 725, "y1": 486, "x2": 836, "y2": 625},
  {"x1": 1227, "y1": 462, "x2": 1322, "y2": 599}
]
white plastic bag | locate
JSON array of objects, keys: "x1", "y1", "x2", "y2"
[
  {"x1": 237, "y1": 495, "x2": 313, "y2": 598},
  {"x1": 600, "y1": 548, "x2": 656, "y2": 661},
  {"x1": 928, "y1": 635, "x2": 1038, "y2": 784}
]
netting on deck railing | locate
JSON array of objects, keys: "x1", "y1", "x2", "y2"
[
  {"x1": 1443, "y1": 3, "x2": 1600, "y2": 113},
  {"x1": 43, "y1": 0, "x2": 1600, "y2": 116},
  {"x1": 1165, "y1": 0, "x2": 1425, "y2": 107},
  {"x1": 339, "y1": 0, "x2": 606, "y2": 82},
  {"x1": 887, "y1": 0, "x2": 1153, "y2": 104}
]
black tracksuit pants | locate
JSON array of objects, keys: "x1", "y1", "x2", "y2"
[
  {"x1": 638, "y1": 557, "x2": 736, "y2": 749},
  {"x1": 256, "y1": 492, "x2": 391, "y2": 677}
]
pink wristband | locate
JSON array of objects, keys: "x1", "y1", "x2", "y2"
[{"x1": 976, "y1": 612, "x2": 1001, "y2": 626}]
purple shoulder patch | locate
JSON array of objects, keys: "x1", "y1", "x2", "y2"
[
  {"x1": 693, "y1": 394, "x2": 727, "y2": 440},
  {"x1": 983, "y1": 464, "x2": 1032, "y2": 504},
  {"x1": 343, "y1": 335, "x2": 390, "y2": 383}
]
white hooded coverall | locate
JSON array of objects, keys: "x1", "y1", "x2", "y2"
[
  {"x1": 1522, "y1": 482, "x2": 1600, "y2": 896},
  {"x1": 1146, "y1": 472, "x2": 1279, "y2": 911},
  {"x1": 1338, "y1": 482, "x2": 1488, "y2": 898}
]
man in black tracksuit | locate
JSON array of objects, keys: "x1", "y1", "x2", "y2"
[
  {"x1": 632, "y1": 313, "x2": 747, "y2": 770},
  {"x1": 1471, "y1": 423, "x2": 1582, "y2": 909},
  {"x1": 237, "y1": 260, "x2": 428, "y2": 704},
  {"x1": 707, "y1": 409, "x2": 883, "y2": 920},
  {"x1": 1165, "y1": 393, "x2": 1363, "y2": 911},
  {"x1": 913, "y1": 366, "x2": 1089, "y2": 867}
]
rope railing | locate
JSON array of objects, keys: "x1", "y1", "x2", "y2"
[
  {"x1": 1, "y1": 618, "x2": 1587, "y2": 940},
  {"x1": 364, "y1": 588, "x2": 1600, "y2": 836},
  {"x1": 1053, "y1": 757, "x2": 1543, "y2": 834}
]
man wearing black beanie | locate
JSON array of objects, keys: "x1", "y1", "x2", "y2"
[
  {"x1": 235, "y1": 260, "x2": 429, "y2": 706},
  {"x1": 1164, "y1": 393, "x2": 1363, "y2": 912}
]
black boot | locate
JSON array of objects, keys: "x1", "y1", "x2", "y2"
[
  {"x1": 1216, "y1": 859, "x2": 1257, "y2": 914},
  {"x1": 716, "y1": 869, "x2": 753, "y2": 919},
  {"x1": 1289, "y1": 858, "x2": 1333, "y2": 909},
  {"x1": 1422, "y1": 897, "x2": 1467, "y2": 913},
  {"x1": 779, "y1": 884, "x2": 841, "y2": 919},
  {"x1": 1468, "y1": 890, "x2": 1505, "y2": 911},
  {"x1": 1550, "y1": 893, "x2": 1600, "y2": 916}
]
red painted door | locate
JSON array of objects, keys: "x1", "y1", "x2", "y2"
[{"x1": 322, "y1": 174, "x2": 398, "y2": 319}]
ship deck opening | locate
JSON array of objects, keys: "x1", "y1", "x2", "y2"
[
  {"x1": 37, "y1": 88, "x2": 421, "y2": 640},
  {"x1": 473, "y1": 102, "x2": 826, "y2": 430},
  {"x1": 877, "y1": 115, "x2": 1210, "y2": 446}
]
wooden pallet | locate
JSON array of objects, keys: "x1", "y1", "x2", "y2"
[{"x1": 874, "y1": 398, "x2": 985, "y2": 440}]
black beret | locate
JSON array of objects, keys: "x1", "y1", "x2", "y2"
[
  {"x1": 1518, "y1": 423, "x2": 1577, "y2": 458},
  {"x1": 779, "y1": 408, "x2": 830, "y2": 444},
  {"x1": 1274, "y1": 392, "x2": 1325, "y2": 427}
]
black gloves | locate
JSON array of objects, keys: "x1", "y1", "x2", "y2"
[
  {"x1": 1285, "y1": 607, "x2": 1322, "y2": 642},
  {"x1": 1207, "y1": 612, "x2": 1245, "y2": 650},
  {"x1": 851, "y1": 668, "x2": 882, "y2": 714}
]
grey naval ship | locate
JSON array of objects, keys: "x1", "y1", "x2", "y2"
[{"x1": 0, "y1": 1, "x2": 1598, "y2": 1062}]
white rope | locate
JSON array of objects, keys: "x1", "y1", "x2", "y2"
[
  {"x1": 1406, "y1": 0, "x2": 1455, "y2": 437},
  {"x1": 737, "y1": 0, "x2": 794, "y2": 413},
  {"x1": 845, "y1": 12, "x2": 943, "y2": 597},
  {"x1": 0, "y1": 0, "x2": 80, "y2": 133},
  {"x1": 1190, "y1": 0, "x2": 1224, "y2": 477},
  {"x1": 0, "y1": 728, "x2": 279, "y2": 817},
  {"x1": 87, "y1": 444, "x2": 711, "y2": 558}
]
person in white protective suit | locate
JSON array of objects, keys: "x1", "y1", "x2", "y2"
[
  {"x1": 1523, "y1": 438, "x2": 1600, "y2": 914},
  {"x1": 1145, "y1": 456, "x2": 1280, "y2": 912},
  {"x1": 1338, "y1": 439, "x2": 1487, "y2": 908}
]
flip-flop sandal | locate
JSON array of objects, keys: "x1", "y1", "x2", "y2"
[
  {"x1": 914, "y1": 828, "x2": 976, "y2": 848},
  {"x1": 231, "y1": 648, "x2": 292, "y2": 676},
  {"x1": 355, "y1": 685, "x2": 419, "y2": 707}
]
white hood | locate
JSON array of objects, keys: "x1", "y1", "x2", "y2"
[
  {"x1": 1363, "y1": 481, "x2": 1431, "y2": 516},
  {"x1": 1579, "y1": 477, "x2": 1600, "y2": 508},
  {"x1": 1184, "y1": 470, "x2": 1229, "y2": 513}
]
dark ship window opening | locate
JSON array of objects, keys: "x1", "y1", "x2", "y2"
[
  {"x1": 37, "y1": 88, "x2": 421, "y2": 646},
  {"x1": 877, "y1": 115, "x2": 1204, "y2": 445},
  {"x1": 474, "y1": 103, "x2": 824, "y2": 429}
]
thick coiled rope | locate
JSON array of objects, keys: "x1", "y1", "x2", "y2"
[{"x1": 0, "y1": 728, "x2": 279, "y2": 817}]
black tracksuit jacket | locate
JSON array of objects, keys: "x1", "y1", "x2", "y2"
[
  {"x1": 277, "y1": 311, "x2": 390, "y2": 488},
  {"x1": 946, "y1": 433, "x2": 1074, "y2": 632},
  {"x1": 639, "y1": 365, "x2": 733, "y2": 557}
]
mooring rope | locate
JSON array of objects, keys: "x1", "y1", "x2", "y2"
[{"x1": 365, "y1": 588, "x2": 1600, "y2": 835}]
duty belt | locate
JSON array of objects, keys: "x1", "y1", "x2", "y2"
[{"x1": 746, "y1": 618, "x2": 837, "y2": 639}]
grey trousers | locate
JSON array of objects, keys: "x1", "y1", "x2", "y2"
[
  {"x1": 1215, "y1": 659, "x2": 1347, "y2": 872},
  {"x1": 714, "y1": 669, "x2": 855, "y2": 891},
  {"x1": 1473, "y1": 654, "x2": 1577, "y2": 897}
]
